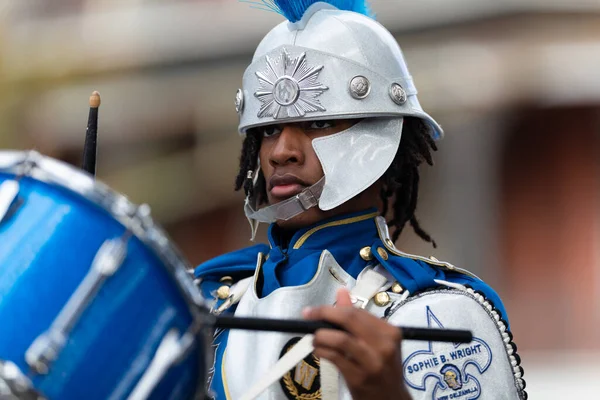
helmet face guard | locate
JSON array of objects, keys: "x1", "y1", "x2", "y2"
[{"x1": 237, "y1": 3, "x2": 443, "y2": 226}]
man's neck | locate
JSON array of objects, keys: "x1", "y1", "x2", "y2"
[{"x1": 269, "y1": 207, "x2": 380, "y2": 251}]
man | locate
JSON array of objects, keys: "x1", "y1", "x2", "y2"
[{"x1": 194, "y1": 1, "x2": 526, "y2": 399}]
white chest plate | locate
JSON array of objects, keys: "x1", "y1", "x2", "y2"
[
  {"x1": 223, "y1": 251, "x2": 354, "y2": 399},
  {"x1": 221, "y1": 252, "x2": 522, "y2": 400}
]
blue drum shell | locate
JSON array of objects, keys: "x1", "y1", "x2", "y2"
[{"x1": 0, "y1": 173, "x2": 204, "y2": 400}]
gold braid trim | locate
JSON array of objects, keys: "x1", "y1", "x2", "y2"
[{"x1": 282, "y1": 371, "x2": 322, "y2": 400}]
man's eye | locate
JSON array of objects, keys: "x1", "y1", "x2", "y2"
[
  {"x1": 260, "y1": 126, "x2": 282, "y2": 137},
  {"x1": 309, "y1": 121, "x2": 333, "y2": 130}
]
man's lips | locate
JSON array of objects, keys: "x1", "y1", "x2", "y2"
[{"x1": 269, "y1": 174, "x2": 309, "y2": 198}]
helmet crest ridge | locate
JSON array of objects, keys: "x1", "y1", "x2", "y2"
[{"x1": 245, "y1": 0, "x2": 373, "y2": 22}]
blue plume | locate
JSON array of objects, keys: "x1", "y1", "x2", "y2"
[{"x1": 242, "y1": 0, "x2": 373, "y2": 23}]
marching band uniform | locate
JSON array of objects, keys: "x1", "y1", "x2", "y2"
[
  {"x1": 195, "y1": 1, "x2": 526, "y2": 399},
  {"x1": 196, "y1": 210, "x2": 526, "y2": 399}
]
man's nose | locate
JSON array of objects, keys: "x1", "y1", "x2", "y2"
[{"x1": 268, "y1": 125, "x2": 305, "y2": 167}]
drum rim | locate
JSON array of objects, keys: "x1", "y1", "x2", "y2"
[{"x1": 0, "y1": 150, "x2": 207, "y2": 315}]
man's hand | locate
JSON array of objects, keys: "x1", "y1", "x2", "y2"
[{"x1": 302, "y1": 288, "x2": 412, "y2": 400}]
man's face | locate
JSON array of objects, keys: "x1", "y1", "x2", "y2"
[{"x1": 258, "y1": 119, "x2": 374, "y2": 229}]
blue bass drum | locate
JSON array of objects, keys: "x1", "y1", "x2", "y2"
[{"x1": 0, "y1": 151, "x2": 210, "y2": 400}]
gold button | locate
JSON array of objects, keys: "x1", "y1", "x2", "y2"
[
  {"x1": 377, "y1": 247, "x2": 389, "y2": 261},
  {"x1": 359, "y1": 246, "x2": 373, "y2": 261},
  {"x1": 391, "y1": 282, "x2": 403, "y2": 293},
  {"x1": 216, "y1": 285, "x2": 230, "y2": 300},
  {"x1": 374, "y1": 291, "x2": 391, "y2": 307},
  {"x1": 219, "y1": 276, "x2": 233, "y2": 284}
]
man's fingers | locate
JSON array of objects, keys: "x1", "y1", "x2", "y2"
[
  {"x1": 304, "y1": 305, "x2": 395, "y2": 345},
  {"x1": 312, "y1": 347, "x2": 364, "y2": 385},
  {"x1": 335, "y1": 287, "x2": 354, "y2": 307},
  {"x1": 313, "y1": 329, "x2": 381, "y2": 373}
]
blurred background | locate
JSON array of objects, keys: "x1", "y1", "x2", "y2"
[{"x1": 1, "y1": 0, "x2": 599, "y2": 397}]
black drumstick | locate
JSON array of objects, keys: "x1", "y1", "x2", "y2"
[
  {"x1": 214, "y1": 315, "x2": 473, "y2": 343},
  {"x1": 82, "y1": 91, "x2": 100, "y2": 176}
]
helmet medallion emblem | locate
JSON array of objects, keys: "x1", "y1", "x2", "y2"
[{"x1": 255, "y1": 49, "x2": 328, "y2": 119}]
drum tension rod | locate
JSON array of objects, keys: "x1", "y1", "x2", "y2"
[
  {"x1": 126, "y1": 327, "x2": 196, "y2": 400},
  {"x1": 25, "y1": 231, "x2": 131, "y2": 375}
]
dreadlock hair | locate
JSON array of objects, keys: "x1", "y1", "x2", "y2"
[{"x1": 234, "y1": 117, "x2": 438, "y2": 247}]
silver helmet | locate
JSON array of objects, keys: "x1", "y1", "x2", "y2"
[{"x1": 239, "y1": 1, "x2": 443, "y2": 228}]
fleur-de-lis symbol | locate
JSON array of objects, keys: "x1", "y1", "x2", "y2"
[{"x1": 403, "y1": 307, "x2": 492, "y2": 400}]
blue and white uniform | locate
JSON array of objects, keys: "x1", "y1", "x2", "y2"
[{"x1": 195, "y1": 210, "x2": 526, "y2": 400}]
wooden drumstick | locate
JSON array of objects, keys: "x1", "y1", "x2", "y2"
[{"x1": 82, "y1": 91, "x2": 101, "y2": 176}]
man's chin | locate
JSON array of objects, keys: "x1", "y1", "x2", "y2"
[{"x1": 275, "y1": 208, "x2": 325, "y2": 230}]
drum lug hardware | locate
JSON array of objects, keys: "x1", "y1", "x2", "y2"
[
  {"x1": 0, "y1": 359, "x2": 46, "y2": 399},
  {"x1": 127, "y1": 327, "x2": 197, "y2": 400},
  {"x1": 25, "y1": 235, "x2": 130, "y2": 374}
]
